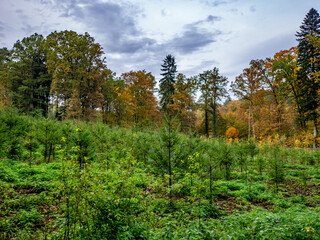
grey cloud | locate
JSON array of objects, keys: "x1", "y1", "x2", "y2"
[
  {"x1": 192, "y1": 15, "x2": 221, "y2": 25},
  {"x1": 207, "y1": 15, "x2": 221, "y2": 22},
  {"x1": 40, "y1": 0, "x2": 54, "y2": 4},
  {"x1": 51, "y1": 0, "x2": 155, "y2": 54},
  {"x1": 15, "y1": 9, "x2": 29, "y2": 20},
  {"x1": 107, "y1": 50, "x2": 163, "y2": 77},
  {"x1": 212, "y1": 1, "x2": 229, "y2": 7},
  {"x1": 169, "y1": 30, "x2": 217, "y2": 54},
  {"x1": 161, "y1": 9, "x2": 167, "y2": 17},
  {"x1": 57, "y1": 0, "x2": 84, "y2": 18},
  {"x1": 181, "y1": 59, "x2": 220, "y2": 76},
  {"x1": 201, "y1": 59, "x2": 219, "y2": 68},
  {"x1": 50, "y1": 0, "x2": 222, "y2": 55},
  {"x1": 167, "y1": 16, "x2": 222, "y2": 54},
  {"x1": 33, "y1": 0, "x2": 223, "y2": 75},
  {"x1": 251, "y1": 33, "x2": 296, "y2": 60},
  {"x1": 20, "y1": 20, "x2": 52, "y2": 37},
  {"x1": 250, "y1": 5, "x2": 256, "y2": 12},
  {"x1": 21, "y1": 23, "x2": 40, "y2": 35},
  {"x1": 202, "y1": 0, "x2": 237, "y2": 7},
  {"x1": 110, "y1": 38, "x2": 157, "y2": 54}
]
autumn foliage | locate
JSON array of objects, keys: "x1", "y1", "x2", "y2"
[
  {"x1": 226, "y1": 127, "x2": 239, "y2": 139},
  {"x1": 1, "y1": 8, "x2": 320, "y2": 146}
]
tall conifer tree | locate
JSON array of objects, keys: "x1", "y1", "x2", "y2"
[
  {"x1": 296, "y1": 8, "x2": 320, "y2": 148},
  {"x1": 199, "y1": 68, "x2": 228, "y2": 137},
  {"x1": 159, "y1": 54, "x2": 177, "y2": 113}
]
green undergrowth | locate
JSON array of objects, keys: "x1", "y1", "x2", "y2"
[
  {"x1": 1, "y1": 157, "x2": 320, "y2": 239},
  {"x1": 1, "y1": 110, "x2": 320, "y2": 239}
]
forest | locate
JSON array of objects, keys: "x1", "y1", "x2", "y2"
[{"x1": 0, "y1": 7, "x2": 320, "y2": 240}]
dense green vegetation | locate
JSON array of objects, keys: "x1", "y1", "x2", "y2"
[{"x1": 1, "y1": 108, "x2": 320, "y2": 239}]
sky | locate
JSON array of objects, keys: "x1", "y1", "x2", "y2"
[{"x1": 1, "y1": 0, "x2": 320, "y2": 97}]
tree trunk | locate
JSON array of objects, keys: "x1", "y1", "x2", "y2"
[
  {"x1": 288, "y1": 81, "x2": 306, "y2": 129},
  {"x1": 248, "y1": 103, "x2": 251, "y2": 141},
  {"x1": 44, "y1": 124, "x2": 48, "y2": 162},
  {"x1": 278, "y1": 108, "x2": 281, "y2": 134},
  {"x1": 168, "y1": 116, "x2": 172, "y2": 200},
  {"x1": 209, "y1": 164, "x2": 213, "y2": 204},
  {"x1": 48, "y1": 143, "x2": 52, "y2": 163},
  {"x1": 313, "y1": 114, "x2": 318, "y2": 149},
  {"x1": 205, "y1": 108, "x2": 209, "y2": 138},
  {"x1": 212, "y1": 101, "x2": 217, "y2": 137},
  {"x1": 252, "y1": 113, "x2": 255, "y2": 140}
]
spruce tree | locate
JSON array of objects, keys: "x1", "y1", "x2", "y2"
[
  {"x1": 296, "y1": 8, "x2": 320, "y2": 148},
  {"x1": 159, "y1": 54, "x2": 177, "y2": 112}
]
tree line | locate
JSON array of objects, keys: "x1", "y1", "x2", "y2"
[{"x1": 0, "y1": 8, "x2": 320, "y2": 147}]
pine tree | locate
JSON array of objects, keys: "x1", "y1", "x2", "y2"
[
  {"x1": 159, "y1": 54, "x2": 177, "y2": 113},
  {"x1": 199, "y1": 68, "x2": 228, "y2": 137},
  {"x1": 296, "y1": 8, "x2": 320, "y2": 148}
]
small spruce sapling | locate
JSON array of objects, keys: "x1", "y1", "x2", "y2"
[
  {"x1": 160, "y1": 115, "x2": 180, "y2": 200},
  {"x1": 269, "y1": 145, "x2": 284, "y2": 193},
  {"x1": 218, "y1": 143, "x2": 234, "y2": 180},
  {"x1": 73, "y1": 127, "x2": 94, "y2": 170}
]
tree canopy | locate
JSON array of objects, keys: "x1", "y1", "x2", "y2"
[{"x1": 1, "y1": 8, "x2": 320, "y2": 147}]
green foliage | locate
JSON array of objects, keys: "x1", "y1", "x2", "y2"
[
  {"x1": 8, "y1": 33, "x2": 52, "y2": 116},
  {"x1": 234, "y1": 141, "x2": 249, "y2": 173},
  {"x1": 45, "y1": 30, "x2": 106, "y2": 121},
  {"x1": 1, "y1": 112, "x2": 320, "y2": 239},
  {"x1": 269, "y1": 145, "x2": 285, "y2": 192},
  {"x1": 0, "y1": 108, "x2": 28, "y2": 159},
  {"x1": 198, "y1": 67, "x2": 228, "y2": 137},
  {"x1": 217, "y1": 143, "x2": 234, "y2": 180},
  {"x1": 296, "y1": 8, "x2": 320, "y2": 121},
  {"x1": 159, "y1": 54, "x2": 177, "y2": 112},
  {"x1": 72, "y1": 126, "x2": 95, "y2": 169}
]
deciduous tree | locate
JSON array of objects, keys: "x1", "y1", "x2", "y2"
[
  {"x1": 121, "y1": 70, "x2": 158, "y2": 126},
  {"x1": 268, "y1": 48, "x2": 301, "y2": 130},
  {"x1": 171, "y1": 73, "x2": 197, "y2": 131},
  {"x1": 45, "y1": 30, "x2": 105, "y2": 121},
  {"x1": 231, "y1": 61, "x2": 262, "y2": 140}
]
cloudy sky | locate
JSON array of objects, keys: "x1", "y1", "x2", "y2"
[{"x1": 1, "y1": 0, "x2": 319, "y2": 92}]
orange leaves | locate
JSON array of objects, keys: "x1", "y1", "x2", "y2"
[
  {"x1": 119, "y1": 70, "x2": 158, "y2": 126},
  {"x1": 226, "y1": 127, "x2": 239, "y2": 140}
]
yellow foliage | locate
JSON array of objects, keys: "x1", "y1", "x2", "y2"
[{"x1": 290, "y1": 131, "x2": 314, "y2": 149}]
